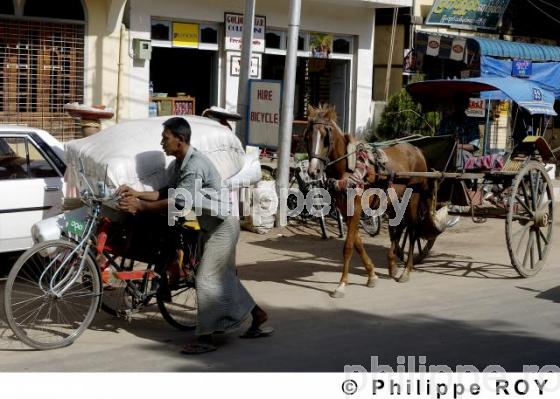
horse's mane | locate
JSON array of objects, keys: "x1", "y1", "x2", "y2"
[{"x1": 308, "y1": 103, "x2": 360, "y2": 146}]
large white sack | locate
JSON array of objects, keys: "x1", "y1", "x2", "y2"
[{"x1": 65, "y1": 116, "x2": 246, "y2": 193}]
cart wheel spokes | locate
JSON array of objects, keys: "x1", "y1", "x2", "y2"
[
  {"x1": 394, "y1": 225, "x2": 435, "y2": 264},
  {"x1": 506, "y1": 162, "x2": 554, "y2": 277}
]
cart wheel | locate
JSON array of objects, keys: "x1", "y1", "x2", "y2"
[
  {"x1": 394, "y1": 225, "x2": 435, "y2": 264},
  {"x1": 506, "y1": 161, "x2": 554, "y2": 277},
  {"x1": 157, "y1": 284, "x2": 197, "y2": 331},
  {"x1": 3, "y1": 240, "x2": 101, "y2": 350}
]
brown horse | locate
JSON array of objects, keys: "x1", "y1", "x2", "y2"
[{"x1": 305, "y1": 104, "x2": 433, "y2": 298}]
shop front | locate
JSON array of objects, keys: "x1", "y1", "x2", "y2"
[
  {"x1": 0, "y1": 0, "x2": 86, "y2": 141},
  {"x1": 127, "y1": 0, "x2": 384, "y2": 142},
  {"x1": 414, "y1": 32, "x2": 560, "y2": 152}
]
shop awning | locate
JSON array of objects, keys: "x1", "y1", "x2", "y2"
[
  {"x1": 407, "y1": 77, "x2": 557, "y2": 116},
  {"x1": 470, "y1": 37, "x2": 560, "y2": 62},
  {"x1": 416, "y1": 31, "x2": 560, "y2": 63}
]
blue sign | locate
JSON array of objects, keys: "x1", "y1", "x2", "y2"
[{"x1": 512, "y1": 59, "x2": 532, "y2": 78}]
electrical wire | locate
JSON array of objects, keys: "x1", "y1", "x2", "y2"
[
  {"x1": 527, "y1": 0, "x2": 560, "y2": 25},
  {"x1": 534, "y1": 0, "x2": 560, "y2": 12}
]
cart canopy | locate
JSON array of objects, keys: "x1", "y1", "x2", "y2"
[{"x1": 407, "y1": 77, "x2": 557, "y2": 116}]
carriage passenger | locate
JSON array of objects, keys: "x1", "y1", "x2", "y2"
[{"x1": 437, "y1": 96, "x2": 481, "y2": 169}]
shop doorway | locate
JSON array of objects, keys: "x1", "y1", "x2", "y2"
[
  {"x1": 150, "y1": 47, "x2": 217, "y2": 116},
  {"x1": 262, "y1": 55, "x2": 350, "y2": 130}
]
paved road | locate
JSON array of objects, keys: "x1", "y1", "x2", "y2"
[{"x1": 0, "y1": 216, "x2": 559, "y2": 372}]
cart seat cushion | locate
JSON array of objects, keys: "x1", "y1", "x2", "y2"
[{"x1": 463, "y1": 154, "x2": 504, "y2": 171}]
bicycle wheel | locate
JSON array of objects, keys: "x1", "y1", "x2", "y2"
[
  {"x1": 333, "y1": 207, "x2": 345, "y2": 238},
  {"x1": 360, "y1": 212, "x2": 381, "y2": 237},
  {"x1": 4, "y1": 240, "x2": 101, "y2": 350},
  {"x1": 157, "y1": 283, "x2": 197, "y2": 330}
]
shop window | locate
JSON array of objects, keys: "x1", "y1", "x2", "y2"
[
  {"x1": 333, "y1": 37, "x2": 351, "y2": 54},
  {"x1": 200, "y1": 25, "x2": 217, "y2": 44},
  {"x1": 151, "y1": 20, "x2": 171, "y2": 41},
  {"x1": 266, "y1": 31, "x2": 285, "y2": 49},
  {"x1": 0, "y1": 0, "x2": 14, "y2": 15},
  {"x1": 24, "y1": 0, "x2": 84, "y2": 20},
  {"x1": 298, "y1": 34, "x2": 306, "y2": 51}
]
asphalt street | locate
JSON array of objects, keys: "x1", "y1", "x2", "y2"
[{"x1": 0, "y1": 215, "x2": 559, "y2": 372}]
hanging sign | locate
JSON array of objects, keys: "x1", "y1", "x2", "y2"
[
  {"x1": 426, "y1": 0, "x2": 511, "y2": 31},
  {"x1": 512, "y1": 59, "x2": 532, "y2": 78},
  {"x1": 247, "y1": 80, "x2": 282, "y2": 148},
  {"x1": 172, "y1": 22, "x2": 199, "y2": 48},
  {"x1": 225, "y1": 13, "x2": 266, "y2": 53}
]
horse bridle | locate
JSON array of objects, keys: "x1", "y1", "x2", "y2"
[{"x1": 305, "y1": 121, "x2": 334, "y2": 164}]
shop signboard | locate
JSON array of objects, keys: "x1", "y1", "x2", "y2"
[
  {"x1": 512, "y1": 59, "x2": 532, "y2": 78},
  {"x1": 230, "y1": 53, "x2": 261, "y2": 78},
  {"x1": 426, "y1": 0, "x2": 511, "y2": 31},
  {"x1": 247, "y1": 80, "x2": 282, "y2": 148},
  {"x1": 172, "y1": 22, "x2": 199, "y2": 48},
  {"x1": 466, "y1": 98, "x2": 486, "y2": 117},
  {"x1": 225, "y1": 13, "x2": 266, "y2": 53}
]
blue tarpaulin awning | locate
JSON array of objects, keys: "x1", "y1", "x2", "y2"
[
  {"x1": 407, "y1": 77, "x2": 557, "y2": 116},
  {"x1": 470, "y1": 37, "x2": 560, "y2": 62}
]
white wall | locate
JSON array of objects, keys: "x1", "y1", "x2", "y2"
[{"x1": 128, "y1": 0, "x2": 384, "y2": 133}]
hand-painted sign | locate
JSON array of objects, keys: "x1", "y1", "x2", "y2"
[
  {"x1": 466, "y1": 98, "x2": 486, "y2": 117},
  {"x1": 247, "y1": 80, "x2": 282, "y2": 148},
  {"x1": 426, "y1": 0, "x2": 511, "y2": 31},
  {"x1": 225, "y1": 13, "x2": 266, "y2": 53},
  {"x1": 230, "y1": 53, "x2": 261, "y2": 78}
]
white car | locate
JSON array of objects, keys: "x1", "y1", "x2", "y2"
[{"x1": 0, "y1": 126, "x2": 66, "y2": 253}]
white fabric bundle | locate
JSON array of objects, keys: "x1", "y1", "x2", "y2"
[{"x1": 65, "y1": 116, "x2": 246, "y2": 193}]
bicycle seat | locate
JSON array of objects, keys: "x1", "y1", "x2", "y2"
[{"x1": 182, "y1": 220, "x2": 201, "y2": 231}]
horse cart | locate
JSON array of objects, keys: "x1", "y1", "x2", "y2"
[
  {"x1": 304, "y1": 77, "x2": 556, "y2": 297},
  {"x1": 394, "y1": 77, "x2": 556, "y2": 277}
]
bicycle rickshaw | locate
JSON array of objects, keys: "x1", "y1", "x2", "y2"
[
  {"x1": 389, "y1": 76, "x2": 556, "y2": 275},
  {"x1": 3, "y1": 169, "x2": 201, "y2": 350}
]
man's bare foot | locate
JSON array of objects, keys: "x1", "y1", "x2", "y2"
[{"x1": 240, "y1": 305, "x2": 274, "y2": 339}]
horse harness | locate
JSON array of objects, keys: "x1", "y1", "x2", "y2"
[{"x1": 306, "y1": 120, "x2": 395, "y2": 185}]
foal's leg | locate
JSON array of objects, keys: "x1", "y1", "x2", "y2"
[{"x1": 331, "y1": 198, "x2": 362, "y2": 298}]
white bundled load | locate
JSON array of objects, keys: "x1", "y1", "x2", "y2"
[
  {"x1": 65, "y1": 116, "x2": 246, "y2": 193},
  {"x1": 241, "y1": 180, "x2": 278, "y2": 234}
]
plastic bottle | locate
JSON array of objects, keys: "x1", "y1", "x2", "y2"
[
  {"x1": 149, "y1": 80, "x2": 154, "y2": 97},
  {"x1": 149, "y1": 101, "x2": 158, "y2": 117}
]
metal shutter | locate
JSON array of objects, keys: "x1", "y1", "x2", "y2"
[{"x1": 0, "y1": 18, "x2": 84, "y2": 141}]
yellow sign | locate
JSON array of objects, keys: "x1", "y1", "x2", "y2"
[{"x1": 172, "y1": 23, "x2": 199, "y2": 48}]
